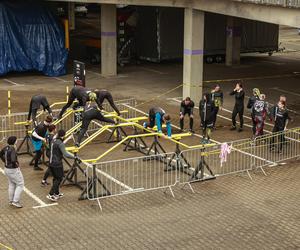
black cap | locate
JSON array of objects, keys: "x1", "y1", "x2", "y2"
[{"x1": 7, "y1": 136, "x2": 17, "y2": 145}]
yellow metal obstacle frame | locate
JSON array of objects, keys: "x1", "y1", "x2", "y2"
[{"x1": 64, "y1": 110, "x2": 215, "y2": 163}]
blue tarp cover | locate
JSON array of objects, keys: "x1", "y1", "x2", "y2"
[{"x1": 0, "y1": 2, "x2": 68, "y2": 76}]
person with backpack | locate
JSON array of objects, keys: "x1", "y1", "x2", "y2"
[
  {"x1": 0, "y1": 136, "x2": 24, "y2": 208},
  {"x1": 247, "y1": 88, "x2": 261, "y2": 136},
  {"x1": 253, "y1": 94, "x2": 269, "y2": 139}
]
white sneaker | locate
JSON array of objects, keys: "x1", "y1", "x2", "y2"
[
  {"x1": 46, "y1": 194, "x2": 58, "y2": 202},
  {"x1": 55, "y1": 193, "x2": 64, "y2": 199},
  {"x1": 12, "y1": 202, "x2": 23, "y2": 208}
]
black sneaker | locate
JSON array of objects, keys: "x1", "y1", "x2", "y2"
[
  {"x1": 189, "y1": 129, "x2": 195, "y2": 133},
  {"x1": 238, "y1": 128, "x2": 243, "y2": 132},
  {"x1": 34, "y1": 166, "x2": 43, "y2": 171},
  {"x1": 55, "y1": 193, "x2": 64, "y2": 199},
  {"x1": 230, "y1": 126, "x2": 236, "y2": 131}
]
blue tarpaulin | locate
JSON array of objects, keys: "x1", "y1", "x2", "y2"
[{"x1": 0, "y1": 2, "x2": 68, "y2": 76}]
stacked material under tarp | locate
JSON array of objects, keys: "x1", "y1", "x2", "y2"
[{"x1": 0, "y1": 1, "x2": 68, "y2": 76}]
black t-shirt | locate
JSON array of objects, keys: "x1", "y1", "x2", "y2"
[
  {"x1": 180, "y1": 100, "x2": 194, "y2": 114},
  {"x1": 32, "y1": 123, "x2": 48, "y2": 141}
]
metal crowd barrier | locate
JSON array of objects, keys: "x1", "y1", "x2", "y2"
[
  {"x1": 0, "y1": 98, "x2": 137, "y2": 142},
  {"x1": 84, "y1": 127, "x2": 300, "y2": 210},
  {"x1": 85, "y1": 152, "x2": 179, "y2": 210}
]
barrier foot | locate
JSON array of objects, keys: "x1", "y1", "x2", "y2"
[
  {"x1": 96, "y1": 199, "x2": 103, "y2": 212},
  {"x1": 163, "y1": 186, "x2": 175, "y2": 198},
  {"x1": 259, "y1": 166, "x2": 267, "y2": 176},
  {"x1": 246, "y1": 170, "x2": 253, "y2": 181},
  {"x1": 181, "y1": 183, "x2": 195, "y2": 194}
]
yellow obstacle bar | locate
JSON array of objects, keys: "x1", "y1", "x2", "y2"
[{"x1": 83, "y1": 132, "x2": 159, "y2": 163}]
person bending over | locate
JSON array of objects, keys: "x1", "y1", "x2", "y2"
[
  {"x1": 94, "y1": 89, "x2": 120, "y2": 116},
  {"x1": 76, "y1": 102, "x2": 116, "y2": 146},
  {"x1": 28, "y1": 95, "x2": 53, "y2": 127},
  {"x1": 230, "y1": 82, "x2": 245, "y2": 132},
  {"x1": 58, "y1": 86, "x2": 96, "y2": 118},
  {"x1": 179, "y1": 97, "x2": 194, "y2": 133},
  {"x1": 143, "y1": 107, "x2": 172, "y2": 137}
]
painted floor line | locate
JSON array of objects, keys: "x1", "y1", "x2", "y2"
[
  {"x1": 0, "y1": 167, "x2": 57, "y2": 209},
  {"x1": 139, "y1": 67, "x2": 167, "y2": 75},
  {"x1": 4, "y1": 79, "x2": 24, "y2": 86},
  {"x1": 270, "y1": 87, "x2": 300, "y2": 97}
]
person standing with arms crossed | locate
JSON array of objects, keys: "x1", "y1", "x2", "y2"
[{"x1": 230, "y1": 82, "x2": 245, "y2": 132}]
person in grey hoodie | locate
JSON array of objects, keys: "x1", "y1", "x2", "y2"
[
  {"x1": 47, "y1": 129, "x2": 79, "y2": 202},
  {"x1": 0, "y1": 136, "x2": 24, "y2": 208}
]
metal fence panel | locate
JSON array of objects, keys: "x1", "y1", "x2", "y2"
[{"x1": 86, "y1": 152, "x2": 178, "y2": 201}]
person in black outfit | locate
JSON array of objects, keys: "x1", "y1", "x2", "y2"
[
  {"x1": 41, "y1": 124, "x2": 57, "y2": 186},
  {"x1": 47, "y1": 130, "x2": 77, "y2": 202},
  {"x1": 76, "y1": 103, "x2": 116, "y2": 146},
  {"x1": 247, "y1": 88, "x2": 260, "y2": 135},
  {"x1": 270, "y1": 101, "x2": 291, "y2": 153},
  {"x1": 211, "y1": 84, "x2": 223, "y2": 129},
  {"x1": 31, "y1": 116, "x2": 53, "y2": 171},
  {"x1": 179, "y1": 97, "x2": 194, "y2": 132},
  {"x1": 94, "y1": 89, "x2": 120, "y2": 116},
  {"x1": 28, "y1": 95, "x2": 53, "y2": 126},
  {"x1": 58, "y1": 86, "x2": 96, "y2": 118},
  {"x1": 230, "y1": 83, "x2": 245, "y2": 132},
  {"x1": 199, "y1": 93, "x2": 215, "y2": 143}
]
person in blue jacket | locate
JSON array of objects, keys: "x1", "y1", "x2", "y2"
[{"x1": 143, "y1": 107, "x2": 172, "y2": 137}]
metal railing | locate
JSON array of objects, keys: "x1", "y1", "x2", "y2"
[
  {"x1": 84, "y1": 127, "x2": 300, "y2": 210},
  {"x1": 232, "y1": 0, "x2": 300, "y2": 8}
]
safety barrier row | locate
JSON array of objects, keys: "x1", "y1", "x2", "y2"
[{"x1": 84, "y1": 127, "x2": 300, "y2": 210}]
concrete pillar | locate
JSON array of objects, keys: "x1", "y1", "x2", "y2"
[
  {"x1": 226, "y1": 16, "x2": 241, "y2": 66},
  {"x1": 183, "y1": 8, "x2": 204, "y2": 104},
  {"x1": 68, "y1": 2, "x2": 75, "y2": 31},
  {"x1": 101, "y1": 4, "x2": 117, "y2": 76}
]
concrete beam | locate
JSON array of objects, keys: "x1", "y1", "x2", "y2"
[{"x1": 49, "y1": 0, "x2": 300, "y2": 27}]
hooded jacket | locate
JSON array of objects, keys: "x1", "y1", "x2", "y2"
[{"x1": 199, "y1": 94, "x2": 215, "y2": 123}]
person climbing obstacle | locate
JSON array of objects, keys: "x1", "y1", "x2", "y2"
[
  {"x1": 76, "y1": 102, "x2": 116, "y2": 146},
  {"x1": 27, "y1": 95, "x2": 53, "y2": 127},
  {"x1": 58, "y1": 86, "x2": 96, "y2": 118},
  {"x1": 143, "y1": 107, "x2": 172, "y2": 137}
]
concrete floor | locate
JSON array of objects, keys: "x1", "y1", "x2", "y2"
[{"x1": 0, "y1": 25, "x2": 299, "y2": 250}]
